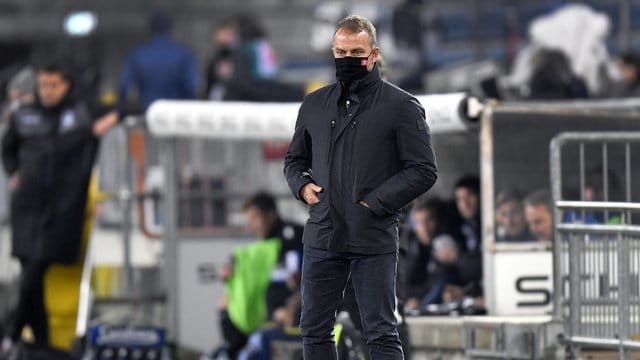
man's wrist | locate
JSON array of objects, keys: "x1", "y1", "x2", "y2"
[
  {"x1": 296, "y1": 178, "x2": 313, "y2": 202},
  {"x1": 363, "y1": 193, "x2": 386, "y2": 216}
]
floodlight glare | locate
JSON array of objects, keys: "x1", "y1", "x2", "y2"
[{"x1": 64, "y1": 11, "x2": 97, "y2": 37}]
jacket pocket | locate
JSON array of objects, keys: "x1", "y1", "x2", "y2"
[
  {"x1": 309, "y1": 192, "x2": 330, "y2": 223},
  {"x1": 350, "y1": 202, "x2": 378, "y2": 221}
]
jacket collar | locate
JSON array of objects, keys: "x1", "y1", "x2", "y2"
[
  {"x1": 266, "y1": 218, "x2": 284, "y2": 240},
  {"x1": 339, "y1": 63, "x2": 382, "y2": 98},
  {"x1": 37, "y1": 92, "x2": 75, "y2": 117}
]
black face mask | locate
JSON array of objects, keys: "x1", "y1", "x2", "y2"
[
  {"x1": 217, "y1": 46, "x2": 234, "y2": 59},
  {"x1": 335, "y1": 55, "x2": 371, "y2": 84}
]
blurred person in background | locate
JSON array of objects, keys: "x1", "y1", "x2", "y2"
[
  {"x1": 436, "y1": 234, "x2": 485, "y2": 313},
  {"x1": 118, "y1": 9, "x2": 200, "y2": 112},
  {"x1": 426, "y1": 235, "x2": 461, "y2": 304},
  {"x1": 218, "y1": 14, "x2": 303, "y2": 102},
  {"x1": 563, "y1": 167, "x2": 622, "y2": 224},
  {"x1": 404, "y1": 197, "x2": 477, "y2": 312},
  {"x1": 453, "y1": 175, "x2": 481, "y2": 252},
  {"x1": 391, "y1": 0, "x2": 427, "y2": 93},
  {"x1": 603, "y1": 52, "x2": 640, "y2": 98},
  {"x1": 444, "y1": 175, "x2": 483, "y2": 308},
  {"x1": 1, "y1": 67, "x2": 36, "y2": 125},
  {"x1": 495, "y1": 190, "x2": 531, "y2": 242},
  {"x1": 499, "y1": 4, "x2": 611, "y2": 99},
  {"x1": 240, "y1": 192, "x2": 303, "y2": 322},
  {"x1": 205, "y1": 20, "x2": 240, "y2": 100},
  {"x1": 0, "y1": 61, "x2": 104, "y2": 356},
  {"x1": 216, "y1": 192, "x2": 303, "y2": 358},
  {"x1": 233, "y1": 14, "x2": 278, "y2": 82},
  {"x1": 404, "y1": 197, "x2": 447, "y2": 311},
  {"x1": 406, "y1": 231, "x2": 484, "y2": 314},
  {"x1": 284, "y1": 15, "x2": 437, "y2": 359},
  {"x1": 527, "y1": 49, "x2": 588, "y2": 100},
  {"x1": 524, "y1": 189, "x2": 553, "y2": 242}
]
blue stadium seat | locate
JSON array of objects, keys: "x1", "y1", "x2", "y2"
[
  {"x1": 478, "y1": 9, "x2": 508, "y2": 40},
  {"x1": 436, "y1": 12, "x2": 473, "y2": 42}
]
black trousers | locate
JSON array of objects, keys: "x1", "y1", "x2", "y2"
[
  {"x1": 10, "y1": 259, "x2": 50, "y2": 346},
  {"x1": 300, "y1": 245, "x2": 403, "y2": 360},
  {"x1": 266, "y1": 281, "x2": 293, "y2": 321},
  {"x1": 342, "y1": 251, "x2": 411, "y2": 359},
  {"x1": 219, "y1": 310, "x2": 247, "y2": 358}
]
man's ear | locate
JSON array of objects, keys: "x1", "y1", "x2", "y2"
[{"x1": 368, "y1": 47, "x2": 380, "y2": 72}]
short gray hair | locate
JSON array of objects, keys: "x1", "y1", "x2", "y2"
[
  {"x1": 524, "y1": 189, "x2": 552, "y2": 213},
  {"x1": 335, "y1": 15, "x2": 377, "y2": 48}
]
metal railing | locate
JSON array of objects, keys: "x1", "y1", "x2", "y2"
[
  {"x1": 75, "y1": 233, "x2": 95, "y2": 338},
  {"x1": 75, "y1": 116, "x2": 166, "y2": 338},
  {"x1": 550, "y1": 132, "x2": 640, "y2": 358}
]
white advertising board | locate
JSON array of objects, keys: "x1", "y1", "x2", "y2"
[
  {"x1": 177, "y1": 238, "x2": 252, "y2": 352},
  {"x1": 146, "y1": 93, "x2": 471, "y2": 139},
  {"x1": 492, "y1": 251, "x2": 554, "y2": 315}
]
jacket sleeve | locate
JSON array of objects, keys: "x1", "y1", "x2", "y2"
[
  {"x1": 2, "y1": 114, "x2": 20, "y2": 176},
  {"x1": 364, "y1": 97, "x2": 437, "y2": 216},
  {"x1": 118, "y1": 53, "x2": 137, "y2": 114},
  {"x1": 283, "y1": 102, "x2": 313, "y2": 202},
  {"x1": 183, "y1": 49, "x2": 200, "y2": 100}
]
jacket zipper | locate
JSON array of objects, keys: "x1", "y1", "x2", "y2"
[
  {"x1": 327, "y1": 119, "x2": 335, "y2": 166},
  {"x1": 347, "y1": 100, "x2": 359, "y2": 204},
  {"x1": 343, "y1": 100, "x2": 351, "y2": 217},
  {"x1": 326, "y1": 118, "x2": 336, "y2": 245}
]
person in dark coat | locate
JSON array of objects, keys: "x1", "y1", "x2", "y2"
[
  {"x1": 445, "y1": 176, "x2": 483, "y2": 304},
  {"x1": 284, "y1": 15, "x2": 437, "y2": 360},
  {"x1": 0, "y1": 61, "x2": 99, "y2": 353},
  {"x1": 206, "y1": 14, "x2": 304, "y2": 102},
  {"x1": 404, "y1": 197, "x2": 449, "y2": 309},
  {"x1": 118, "y1": 9, "x2": 200, "y2": 111}
]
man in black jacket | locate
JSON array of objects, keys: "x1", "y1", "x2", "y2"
[
  {"x1": 1, "y1": 62, "x2": 99, "y2": 353},
  {"x1": 284, "y1": 15, "x2": 437, "y2": 360}
]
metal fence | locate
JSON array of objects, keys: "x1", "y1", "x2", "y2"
[{"x1": 550, "y1": 132, "x2": 640, "y2": 357}]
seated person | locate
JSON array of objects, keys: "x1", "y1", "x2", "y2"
[
  {"x1": 445, "y1": 176, "x2": 484, "y2": 306},
  {"x1": 240, "y1": 192, "x2": 303, "y2": 320},
  {"x1": 404, "y1": 197, "x2": 455, "y2": 311},
  {"x1": 437, "y1": 236, "x2": 484, "y2": 311},
  {"x1": 524, "y1": 189, "x2": 553, "y2": 242},
  {"x1": 453, "y1": 176, "x2": 481, "y2": 252},
  {"x1": 416, "y1": 234, "x2": 462, "y2": 307},
  {"x1": 216, "y1": 192, "x2": 303, "y2": 358},
  {"x1": 495, "y1": 190, "x2": 531, "y2": 242},
  {"x1": 406, "y1": 234, "x2": 485, "y2": 312},
  {"x1": 563, "y1": 167, "x2": 622, "y2": 224}
]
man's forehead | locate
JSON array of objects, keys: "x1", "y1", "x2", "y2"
[
  {"x1": 38, "y1": 72, "x2": 65, "y2": 80},
  {"x1": 527, "y1": 204, "x2": 549, "y2": 213},
  {"x1": 333, "y1": 29, "x2": 371, "y2": 47}
]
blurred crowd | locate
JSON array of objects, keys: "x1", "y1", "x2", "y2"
[
  {"x1": 115, "y1": 3, "x2": 640, "y2": 106},
  {"x1": 4, "y1": 3, "x2": 640, "y2": 122},
  {"x1": 117, "y1": 10, "x2": 304, "y2": 118},
  {"x1": 403, "y1": 177, "x2": 556, "y2": 315},
  {"x1": 209, "y1": 180, "x2": 555, "y2": 357},
  {"x1": 208, "y1": 165, "x2": 623, "y2": 358}
]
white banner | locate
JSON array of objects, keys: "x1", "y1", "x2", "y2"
[
  {"x1": 146, "y1": 92, "x2": 472, "y2": 139},
  {"x1": 492, "y1": 251, "x2": 553, "y2": 315}
]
